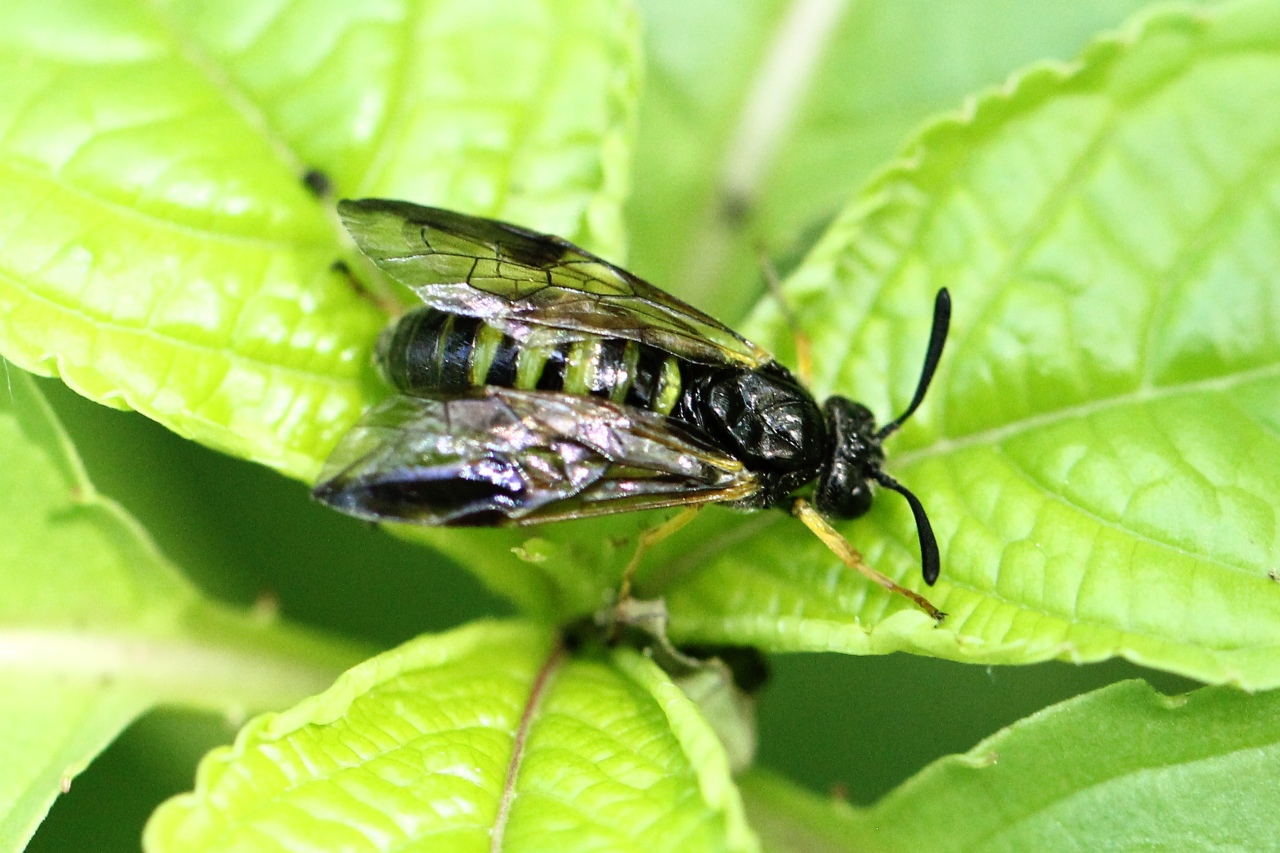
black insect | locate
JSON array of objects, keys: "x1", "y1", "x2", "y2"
[{"x1": 314, "y1": 199, "x2": 952, "y2": 619}]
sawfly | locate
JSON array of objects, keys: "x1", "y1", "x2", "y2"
[{"x1": 314, "y1": 199, "x2": 951, "y2": 620}]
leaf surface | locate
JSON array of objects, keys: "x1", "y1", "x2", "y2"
[
  {"x1": 0, "y1": 365, "x2": 365, "y2": 851},
  {"x1": 422, "y1": 2, "x2": 1280, "y2": 687},
  {"x1": 661, "y1": 0, "x2": 1280, "y2": 684},
  {"x1": 739, "y1": 680, "x2": 1280, "y2": 852},
  {"x1": 0, "y1": 0, "x2": 640, "y2": 479},
  {"x1": 145, "y1": 620, "x2": 759, "y2": 853},
  {"x1": 626, "y1": 0, "x2": 1223, "y2": 321}
]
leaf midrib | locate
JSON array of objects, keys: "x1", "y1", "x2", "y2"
[
  {"x1": 0, "y1": 626, "x2": 349, "y2": 713},
  {"x1": 491, "y1": 641, "x2": 565, "y2": 853},
  {"x1": 141, "y1": 0, "x2": 307, "y2": 181},
  {"x1": 0, "y1": 159, "x2": 332, "y2": 251},
  {"x1": 0, "y1": 265, "x2": 359, "y2": 391},
  {"x1": 894, "y1": 360, "x2": 1280, "y2": 468}
]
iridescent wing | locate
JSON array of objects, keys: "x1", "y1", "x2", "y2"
[
  {"x1": 313, "y1": 387, "x2": 759, "y2": 526},
  {"x1": 338, "y1": 198, "x2": 773, "y2": 367}
]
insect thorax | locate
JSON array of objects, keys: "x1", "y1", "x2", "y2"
[
  {"x1": 379, "y1": 307, "x2": 686, "y2": 415},
  {"x1": 672, "y1": 362, "x2": 827, "y2": 507}
]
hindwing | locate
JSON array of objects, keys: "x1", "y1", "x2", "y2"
[{"x1": 314, "y1": 387, "x2": 759, "y2": 526}]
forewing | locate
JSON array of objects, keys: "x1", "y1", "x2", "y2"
[
  {"x1": 313, "y1": 388, "x2": 758, "y2": 526},
  {"x1": 338, "y1": 198, "x2": 772, "y2": 367}
]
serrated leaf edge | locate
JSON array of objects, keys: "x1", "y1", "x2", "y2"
[{"x1": 612, "y1": 648, "x2": 761, "y2": 853}]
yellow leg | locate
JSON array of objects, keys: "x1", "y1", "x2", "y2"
[
  {"x1": 617, "y1": 506, "x2": 703, "y2": 604},
  {"x1": 757, "y1": 248, "x2": 813, "y2": 387},
  {"x1": 792, "y1": 498, "x2": 946, "y2": 622}
]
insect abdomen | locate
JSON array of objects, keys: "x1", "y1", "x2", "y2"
[{"x1": 380, "y1": 307, "x2": 684, "y2": 415}]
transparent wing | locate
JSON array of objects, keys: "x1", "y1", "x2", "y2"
[
  {"x1": 338, "y1": 198, "x2": 773, "y2": 367},
  {"x1": 313, "y1": 387, "x2": 759, "y2": 526}
]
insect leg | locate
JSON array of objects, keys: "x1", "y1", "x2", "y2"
[
  {"x1": 606, "y1": 506, "x2": 703, "y2": 643},
  {"x1": 757, "y1": 247, "x2": 812, "y2": 386},
  {"x1": 617, "y1": 506, "x2": 704, "y2": 604},
  {"x1": 791, "y1": 498, "x2": 946, "y2": 622}
]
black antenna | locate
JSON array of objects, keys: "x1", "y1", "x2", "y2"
[
  {"x1": 877, "y1": 288, "x2": 951, "y2": 440},
  {"x1": 873, "y1": 471, "x2": 940, "y2": 585}
]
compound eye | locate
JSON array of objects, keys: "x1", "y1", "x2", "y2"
[{"x1": 814, "y1": 460, "x2": 873, "y2": 519}]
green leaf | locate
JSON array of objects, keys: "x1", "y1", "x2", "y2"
[
  {"x1": 0, "y1": 684, "x2": 145, "y2": 853},
  {"x1": 627, "y1": 0, "x2": 1223, "y2": 322},
  {"x1": 739, "y1": 680, "x2": 1280, "y2": 852},
  {"x1": 393, "y1": 1, "x2": 1280, "y2": 687},
  {"x1": 0, "y1": 364, "x2": 367, "y2": 851},
  {"x1": 0, "y1": 0, "x2": 640, "y2": 480},
  {"x1": 145, "y1": 620, "x2": 759, "y2": 853},
  {"x1": 735, "y1": 770, "x2": 857, "y2": 853},
  {"x1": 652, "y1": 0, "x2": 1280, "y2": 684}
]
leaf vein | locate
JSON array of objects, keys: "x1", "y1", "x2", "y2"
[
  {"x1": 1139, "y1": 135, "x2": 1280, "y2": 388},
  {"x1": 896, "y1": 362, "x2": 1280, "y2": 468},
  {"x1": 0, "y1": 266, "x2": 358, "y2": 390}
]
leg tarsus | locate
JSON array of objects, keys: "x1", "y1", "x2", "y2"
[{"x1": 791, "y1": 498, "x2": 946, "y2": 623}]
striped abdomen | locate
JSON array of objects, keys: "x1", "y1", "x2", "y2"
[{"x1": 379, "y1": 307, "x2": 686, "y2": 415}]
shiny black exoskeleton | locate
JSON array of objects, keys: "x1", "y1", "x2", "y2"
[
  {"x1": 671, "y1": 361, "x2": 825, "y2": 507},
  {"x1": 670, "y1": 289, "x2": 951, "y2": 586},
  {"x1": 315, "y1": 198, "x2": 953, "y2": 602}
]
